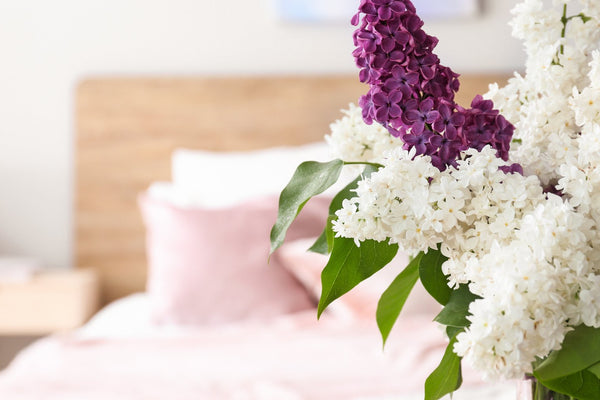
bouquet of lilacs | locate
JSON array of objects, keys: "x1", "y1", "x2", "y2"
[{"x1": 271, "y1": 0, "x2": 600, "y2": 399}]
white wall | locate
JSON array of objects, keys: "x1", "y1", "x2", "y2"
[{"x1": 0, "y1": 0, "x2": 524, "y2": 268}]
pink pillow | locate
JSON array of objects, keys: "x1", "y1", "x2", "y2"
[
  {"x1": 139, "y1": 194, "x2": 330, "y2": 325},
  {"x1": 277, "y1": 238, "x2": 441, "y2": 321}
]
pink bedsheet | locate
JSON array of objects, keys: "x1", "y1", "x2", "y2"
[{"x1": 0, "y1": 311, "x2": 511, "y2": 400}]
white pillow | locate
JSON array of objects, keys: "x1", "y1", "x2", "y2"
[
  {"x1": 171, "y1": 142, "x2": 355, "y2": 208},
  {"x1": 146, "y1": 181, "x2": 198, "y2": 208}
]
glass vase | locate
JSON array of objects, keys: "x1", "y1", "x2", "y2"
[{"x1": 516, "y1": 375, "x2": 575, "y2": 400}]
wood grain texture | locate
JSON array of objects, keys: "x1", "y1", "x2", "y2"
[{"x1": 76, "y1": 74, "x2": 509, "y2": 304}]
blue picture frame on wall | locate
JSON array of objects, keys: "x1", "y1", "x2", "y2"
[{"x1": 274, "y1": 0, "x2": 480, "y2": 22}]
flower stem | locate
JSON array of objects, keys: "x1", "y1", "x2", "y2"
[
  {"x1": 343, "y1": 161, "x2": 383, "y2": 168},
  {"x1": 531, "y1": 378, "x2": 576, "y2": 400},
  {"x1": 560, "y1": 3, "x2": 568, "y2": 55},
  {"x1": 553, "y1": 5, "x2": 591, "y2": 65}
]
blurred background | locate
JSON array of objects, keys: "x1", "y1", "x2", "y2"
[{"x1": 0, "y1": 0, "x2": 524, "y2": 270}]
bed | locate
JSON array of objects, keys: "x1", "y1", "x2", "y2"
[{"x1": 0, "y1": 75, "x2": 516, "y2": 399}]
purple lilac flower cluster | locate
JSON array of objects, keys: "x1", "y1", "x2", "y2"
[{"x1": 352, "y1": 0, "x2": 516, "y2": 171}]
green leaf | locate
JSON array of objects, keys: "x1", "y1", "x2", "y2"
[
  {"x1": 535, "y1": 325, "x2": 600, "y2": 381},
  {"x1": 308, "y1": 231, "x2": 329, "y2": 256},
  {"x1": 419, "y1": 247, "x2": 451, "y2": 305},
  {"x1": 446, "y1": 326, "x2": 463, "y2": 340},
  {"x1": 308, "y1": 232, "x2": 327, "y2": 254},
  {"x1": 308, "y1": 215, "x2": 335, "y2": 255},
  {"x1": 587, "y1": 361, "x2": 600, "y2": 380},
  {"x1": 541, "y1": 370, "x2": 600, "y2": 400},
  {"x1": 433, "y1": 285, "x2": 479, "y2": 328},
  {"x1": 376, "y1": 253, "x2": 422, "y2": 346},
  {"x1": 424, "y1": 336, "x2": 462, "y2": 400},
  {"x1": 308, "y1": 217, "x2": 333, "y2": 255},
  {"x1": 270, "y1": 160, "x2": 344, "y2": 254},
  {"x1": 310, "y1": 165, "x2": 379, "y2": 255},
  {"x1": 317, "y1": 237, "x2": 398, "y2": 318},
  {"x1": 578, "y1": 13, "x2": 592, "y2": 23}
]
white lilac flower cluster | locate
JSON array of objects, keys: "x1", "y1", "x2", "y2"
[
  {"x1": 488, "y1": 0, "x2": 600, "y2": 186},
  {"x1": 333, "y1": 146, "x2": 597, "y2": 379},
  {"x1": 327, "y1": 0, "x2": 600, "y2": 381}
]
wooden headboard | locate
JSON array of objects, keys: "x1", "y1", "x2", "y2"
[{"x1": 75, "y1": 75, "x2": 508, "y2": 304}]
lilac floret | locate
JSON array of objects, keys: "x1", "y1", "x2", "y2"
[
  {"x1": 429, "y1": 134, "x2": 463, "y2": 168},
  {"x1": 356, "y1": 57, "x2": 382, "y2": 84},
  {"x1": 471, "y1": 94, "x2": 497, "y2": 114},
  {"x1": 432, "y1": 103, "x2": 465, "y2": 139},
  {"x1": 374, "y1": 0, "x2": 407, "y2": 21},
  {"x1": 407, "y1": 54, "x2": 438, "y2": 80},
  {"x1": 384, "y1": 66, "x2": 419, "y2": 91},
  {"x1": 403, "y1": 131, "x2": 435, "y2": 156},
  {"x1": 376, "y1": 21, "x2": 410, "y2": 52},
  {"x1": 359, "y1": 92, "x2": 376, "y2": 125},
  {"x1": 464, "y1": 112, "x2": 495, "y2": 148},
  {"x1": 372, "y1": 88, "x2": 403, "y2": 122},
  {"x1": 404, "y1": 98, "x2": 440, "y2": 135},
  {"x1": 355, "y1": 30, "x2": 379, "y2": 53},
  {"x1": 499, "y1": 163, "x2": 524, "y2": 175}
]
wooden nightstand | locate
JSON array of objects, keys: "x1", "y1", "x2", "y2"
[{"x1": 0, "y1": 269, "x2": 100, "y2": 369}]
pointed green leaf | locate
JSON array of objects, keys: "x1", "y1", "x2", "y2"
[
  {"x1": 434, "y1": 285, "x2": 479, "y2": 328},
  {"x1": 309, "y1": 216, "x2": 335, "y2": 254},
  {"x1": 535, "y1": 325, "x2": 600, "y2": 381},
  {"x1": 446, "y1": 326, "x2": 463, "y2": 340},
  {"x1": 419, "y1": 247, "x2": 451, "y2": 305},
  {"x1": 540, "y1": 370, "x2": 600, "y2": 400},
  {"x1": 310, "y1": 164, "x2": 379, "y2": 255},
  {"x1": 376, "y1": 252, "x2": 422, "y2": 346},
  {"x1": 309, "y1": 228, "x2": 329, "y2": 255},
  {"x1": 270, "y1": 160, "x2": 344, "y2": 254},
  {"x1": 425, "y1": 336, "x2": 462, "y2": 400},
  {"x1": 317, "y1": 237, "x2": 398, "y2": 318}
]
